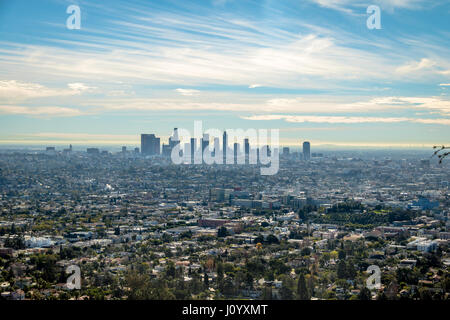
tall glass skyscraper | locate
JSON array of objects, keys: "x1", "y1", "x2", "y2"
[
  {"x1": 141, "y1": 134, "x2": 160, "y2": 155},
  {"x1": 223, "y1": 131, "x2": 228, "y2": 164},
  {"x1": 303, "y1": 141, "x2": 311, "y2": 161}
]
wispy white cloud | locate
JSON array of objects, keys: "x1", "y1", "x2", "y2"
[
  {"x1": 241, "y1": 114, "x2": 450, "y2": 125},
  {"x1": 0, "y1": 105, "x2": 84, "y2": 117},
  {"x1": 67, "y1": 82, "x2": 97, "y2": 93},
  {"x1": 0, "y1": 80, "x2": 95, "y2": 103},
  {"x1": 0, "y1": 3, "x2": 447, "y2": 94},
  {"x1": 73, "y1": 95, "x2": 450, "y2": 117},
  {"x1": 306, "y1": 0, "x2": 358, "y2": 15},
  {"x1": 175, "y1": 88, "x2": 200, "y2": 96},
  {"x1": 308, "y1": 0, "x2": 429, "y2": 14},
  {"x1": 262, "y1": 96, "x2": 450, "y2": 115},
  {"x1": 2, "y1": 80, "x2": 448, "y2": 119},
  {"x1": 2, "y1": 17, "x2": 444, "y2": 92},
  {"x1": 341, "y1": 96, "x2": 450, "y2": 115},
  {"x1": 396, "y1": 58, "x2": 437, "y2": 74},
  {"x1": 374, "y1": 0, "x2": 427, "y2": 11},
  {"x1": 0, "y1": 36, "x2": 389, "y2": 88}
]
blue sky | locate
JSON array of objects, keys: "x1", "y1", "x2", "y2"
[{"x1": 0, "y1": 0, "x2": 449, "y2": 148}]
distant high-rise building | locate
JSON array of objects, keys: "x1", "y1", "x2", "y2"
[
  {"x1": 190, "y1": 138, "x2": 196, "y2": 164},
  {"x1": 202, "y1": 134, "x2": 209, "y2": 163},
  {"x1": 87, "y1": 148, "x2": 100, "y2": 155},
  {"x1": 282, "y1": 147, "x2": 290, "y2": 157},
  {"x1": 162, "y1": 144, "x2": 172, "y2": 157},
  {"x1": 169, "y1": 128, "x2": 179, "y2": 148},
  {"x1": 183, "y1": 143, "x2": 189, "y2": 159},
  {"x1": 122, "y1": 146, "x2": 127, "y2": 153},
  {"x1": 63, "y1": 144, "x2": 72, "y2": 153},
  {"x1": 202, "y1": 134, "x2": 209, "y2": 151},
  {"x1": 303, "y1": 141, "x2": 311, "y2": 161},
  {"x1": 134, "y1": 147, "x2": 140, "y2": 154},
  {"x1": 141, "y1": 134, "x2": 160, "y2": 155},
  {"x1": 223, "y1": 131, "x2": 228, "y2": 164},
  {"x1": 161, "y1": 128, "x2": 181, "y2": 158},
  {"x1": 213, "y1": 137, "x2": 220, "y2": 158},
  {"x1": 261, "y1": 145, "x2": 271, "y2": 158},
  {"x1": 141, "y1": 134, "x2": 149, "y2": 154},
  {"x1": 234, "y1": 142, "x2": 244, "y2": 164},
  {"x1": 244, "y1": 138, "x2": 250, "y2": 164},
  {"x1": 173, "y1": 128, "x2": 179, "y2": 140}
]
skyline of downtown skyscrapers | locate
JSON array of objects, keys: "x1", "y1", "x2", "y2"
[{"x1": 141, "y1": 128, "x2": 311, "y2": 164}]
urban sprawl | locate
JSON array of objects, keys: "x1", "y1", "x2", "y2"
[{"x1": 0, "y1": 129, "x2": 449, "y2": 300}]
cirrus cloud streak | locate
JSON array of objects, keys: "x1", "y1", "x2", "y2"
[{"x1": 241, "y1": 114, "x2": 450, "y2": 125}]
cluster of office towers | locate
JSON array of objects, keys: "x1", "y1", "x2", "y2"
[{"x1": 141, "y1": 129, "x2": 311, "y2": 163}]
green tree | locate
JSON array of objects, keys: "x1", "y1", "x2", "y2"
[
  {"x1": 203, "y1": 272, "x2": 209, "y2": 288},
  {"x1": 165, "y1": 261, "x2": 176, "y2": 278},
  {"x1": 217, "y1": 226, "x2": 228, "y2": 238},
  {"x1": 337, "y1": 260, "x2": 347, "y2": 279},
  {"x1": 280, "y1": 280, "x2": 294, "y2": 300},
  {"x1": 262, "y1": 286, "x2": 272, "y2": 300},
  {"x1": 254, "y1": 235, "x2": 264, "y2": 244},
  {"x1": 358, "y1": 287, "x2": 372, "y2": 300},
  {"x1": 266, "y1": 235, "x2": 279, "y2": 244},
  {"x1": 297, "y1": 274, "x2": 310, "y2": 300}
]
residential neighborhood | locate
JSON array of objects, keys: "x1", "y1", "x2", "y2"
[{"x1": 0, "y1": 147, "x2": 448, "y2": 300}]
